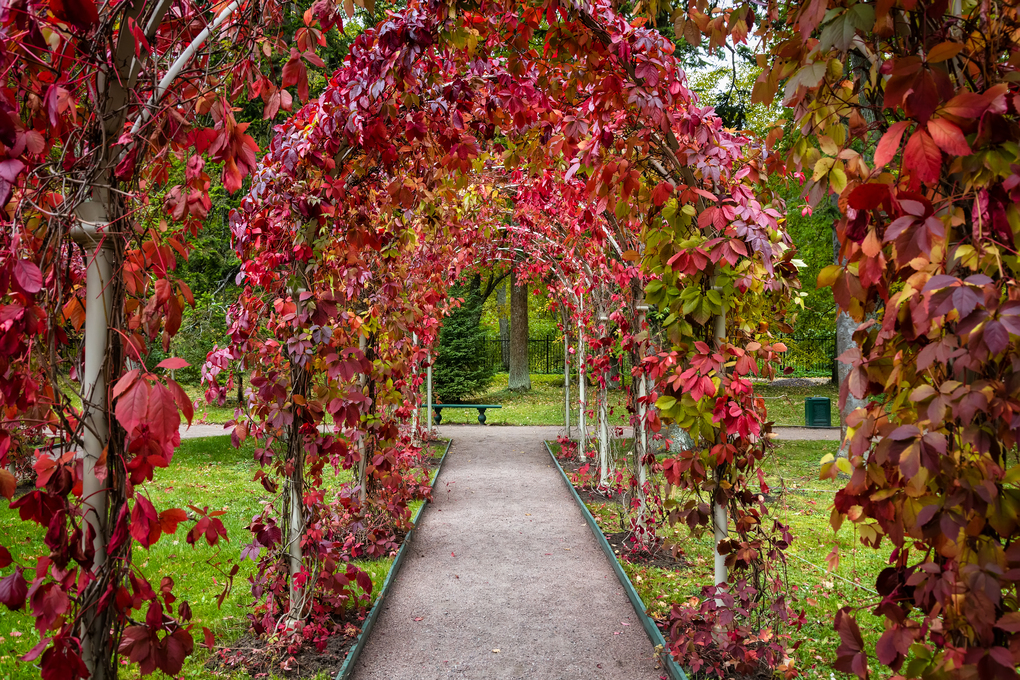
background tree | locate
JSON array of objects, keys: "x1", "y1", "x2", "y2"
[
  {"x1": 508, "y1": 267, "x2": 532, "y2": 391},
  {"x1": 434, "y1": 277, "x2": 496, "y2": 403}
]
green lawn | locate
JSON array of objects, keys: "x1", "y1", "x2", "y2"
[
  {"x1": 552, "y1": 438, "x2": 888, "y2": 680},
  {"x1": 446, "y1": 373, "x2": 837, "y2": 428},
  {"x1": 0, "y1": 436, "x2": 446, "y2": 679},
  {"x1": 757, "y1": 381, "x2": 839, "y2": 427},
  {"x1": 179, "y1": 373, "x2": 839, "y2": 429}
]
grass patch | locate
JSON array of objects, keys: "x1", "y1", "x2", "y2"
[
  {"x1": 556, "y1": 438, "x2": 888, "y2": 679},
  {"x1": 757, "y1": 382, "x2": 839, "y2": 427},
  {"x1": 186, "y1": 373, "x2": 838, "y2": 430},
  {"x1": 425, "y1": 373, "x2": 838, "y2": 428},
  {"x1": 0, "y1": 436, "x2": 448, "y2": 679}
]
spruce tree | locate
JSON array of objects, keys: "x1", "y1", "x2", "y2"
[{"x1": 433, "y1": 277, "x2": 494, "y2": 403}]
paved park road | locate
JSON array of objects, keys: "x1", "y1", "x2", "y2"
[{"x1": 350, "y1": 425, "x2": 668, "y2": 680}]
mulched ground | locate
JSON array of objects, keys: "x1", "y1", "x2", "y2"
[
  {"x1": 553, "y1": 453, "x2": 688, "y2": 571},
  {"x1": 554, "y1": 455, "x2": 625, "y2": 505},
  {"x1": 206, "y1": 620, "x2": 361, "y2": 679},
  {"x1": 203, "y1": 449, "x2": 449, "y2": 678},
  {"x1": 603, "y1": 530, "x2": 688, "y2": 570}
]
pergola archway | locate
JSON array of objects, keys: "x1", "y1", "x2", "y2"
[{"x1": 204, "y1": 0, "x2": 800, "y2": 649}]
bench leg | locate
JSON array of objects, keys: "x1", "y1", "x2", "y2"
[
  {"x1": 433, "y1": 408, "x2": 442, "y2": 426},
  {"x1": 477, "y1": 408, "x2": 487, "y2": 425}
]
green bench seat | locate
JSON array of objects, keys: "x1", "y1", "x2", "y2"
[{"x1": 431, "y1": 404, "x2": 502, "y2": 425}]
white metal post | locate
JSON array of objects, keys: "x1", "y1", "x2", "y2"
[
  {"x1": 426, "y1": 353, "x2": 434, "y2": 437},
  {"x1": 577, "y1": 297, "x2": 586, "y2": 463},
  {"x1": 411, "y1": 333, "x2": 419, "y2": 442},
  {"x1": 563, "y1": 332, "x2": 571, "y2": 438},
  {"x1": 72, "y1": 204, "x2": 114, "y2": 572},
  {"x1": 598, "y1": 384, "x2": 610, "y2": 487},
  {"x1": 358, "y1": 333, "x2": 369, "y2": 503},
  {"x1": 712, "y1": 287, "x2": 728, "y2": 592},
  {"x1": 634, "y1": 303, "x2": 649, "y2": 541},
  {"x1": 72, "y1": 203, "x2": 115, "y2": 680}
]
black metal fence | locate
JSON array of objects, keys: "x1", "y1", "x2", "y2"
[
  {"x1": 481, "y1": 333, "x2": 837, "y2": 379},
  {"x1": 480, "y1": 335, "x2": 565, "y2": 374},
  {"x1": 764, "y1": 334, "x2": 837, "y2": 379}
]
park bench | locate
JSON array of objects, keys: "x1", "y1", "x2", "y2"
[{"x1": 431, "y1": 404, "x2": 502, "y2": 425}]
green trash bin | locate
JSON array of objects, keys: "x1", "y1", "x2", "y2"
[{"x1": 805, "y1": 397, "x2": 831, "y2": 427}]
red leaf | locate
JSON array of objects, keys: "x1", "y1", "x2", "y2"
[
  {"x1": 0, "y1": 568, "x2": 28, "y2": 610},
  {"x1": 0, "y1": 546, "x2": 11, "y2": 568},
  {"x1": 903, "y1": 129, "x2": 941, "y2": 184},
  {"x1": 847, "y1": 183, "x2": 889, "y2": 211},
  {"x1": 31, "y1": 582, "x2": 69, "y2": 631},
  {"x1": 651, "y1": 182, "x2": 673, "y2": 206},
  {"x1": 202, "y1": 627, "x2": 215, "y2": 650},
  {"x1": 941, "y1": 90, "x2": 989, "y2": 118},
  {"x1": 51, "y1": 0, "x2": 99, "y2": 30},
  {"x1": 158, "y1": 508, "x2": 188, "y2": 534},
  {"x1": 167, "y1": 378, "x2": 194, "y2": 427},
  {"x1": 44, "y1": 86, "x2": 60, "y2": 128},
  {"x1": 984, "y1": 320, "x2": 1009, "y2": 355},
  {"x1": 873, "y1": 121, "x2": 910, "y2": 170},
  {"x1": 127, "y1": 17, "x2": 151, "y2": 58},
  {"x1": 928, "y1": 117, "x2": 972, "y2": 156},
  {"x1": 147, "y1": 383, "x2": 181, "y2": 442},
  {"x1": 222, "y1": 158, "x2": 243, "y2": 194},
  {"x1": 996, "y1": 612, "x2": 1020, "y2": 633},
  {"x1": 0, "y1": 108, "x2": 16, "y2": 148},
  {"x1": 847, "y1": 366, "x2": 868, "y2": 399},
  {"x1": 130, "y1": 495, "x2": 160, "y2": 547},
  {"x1": 157, "y1": 357, "x2": 191, "y2": 370},
  {"x1": 0, "y1": 468, "x2": 14, "y2": 499},
  {"x1": 282, "y1": 51, "x2": 310, "y2": 102},
  {"x1": 116, "y1": 380, "x2": 150, "y2": 435},
  {"x1": 356, "y1": 569, "x2": 373, "y2": 595},
  {"x1": 0, "y1": 158, "x2": 25, "y2": 206},
  {"x1": 13, "y1": 260, "x2": 43, "y2": 294},
  {"x1": 112, "y1": 368, "x2": 140, "y2": 400},
  {"x1": 39, "y1": 635, "x2": 88, "y2": 680},
  {"x1": 161, "y1": 627, "x2": 194, "y2": 675}
]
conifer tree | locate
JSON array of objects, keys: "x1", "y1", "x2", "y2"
[{"x1": 434, "y1": 277, "x2": 494, "y2": 403}]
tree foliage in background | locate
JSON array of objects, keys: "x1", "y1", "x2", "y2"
[{"x1": 434, "y1": 279, "x2": 495, "y2": 403}]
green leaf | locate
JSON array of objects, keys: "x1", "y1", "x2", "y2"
[
  {"x1": 656, "y1": 395, "x2": 677, "y2": 410},
  {"x1": 836, "y1": 457, "x2": 853, "y2": 475}
]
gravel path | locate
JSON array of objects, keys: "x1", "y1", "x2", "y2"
[{"x1": 350, "y1": 425, "x2": 667, "y2": 680}]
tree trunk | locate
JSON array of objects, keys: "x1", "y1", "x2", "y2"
[
  {"x1": 834, "y1": 225, "x2": 865, "y2": 451},
  {"x1": 497, "y1": 281, "x2": 510, "y2": 371},
  {"x1": 508, "y1": 270, "x2": 531, "y2": 391}
]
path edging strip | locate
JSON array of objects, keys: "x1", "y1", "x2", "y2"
[
  {"x1": 334, "y1": 437, "x2": 454, "y2": 680},
  {"x1": 544, "y1": 441, "x2": 688, "y2": 680}
]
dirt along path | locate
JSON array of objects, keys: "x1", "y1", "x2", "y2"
[{"x1": 350, "y1": 425, "x2": 667, "y2": 680}]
